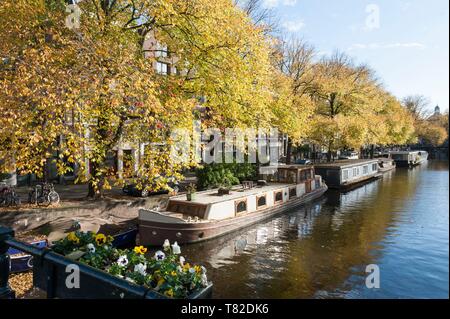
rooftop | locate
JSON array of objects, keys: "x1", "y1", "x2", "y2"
[
  {"x1": 169, "y1": 183, "x2": 294, "y2": 205},
  {"x1": 314, "y1": 159, "x2": 378, "y2": 169}
]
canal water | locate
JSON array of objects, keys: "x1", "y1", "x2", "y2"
[{"x1": 183, "y1": 160, "x2": 449, "y2": 299}]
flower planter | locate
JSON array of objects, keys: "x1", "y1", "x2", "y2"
[
  {"x1": 186, "y1": 193, "x2": 196, "y2": 201},
  {"x1": 32, "y1": 252, "x2": 213, "y2": 299},
  {"x1": 0, "y1": 227, "x2": 212, "y2": 299},
  {"x1": 218, "y1": 188, "x2": 230, "y2": 196}
]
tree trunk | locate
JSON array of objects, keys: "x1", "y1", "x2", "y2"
[
  {"x1": 370, "y1": 144, "x2": 375, "y2": 159},
  {"x1": 327, "y1": 141, "x2": 333, "y2": 162},
  {"x1": 87, "y1": 162, "x2": 105, "y2": 199},
  {"x1": 286, "y1": 138, "x2": 293, "y2": 164}
]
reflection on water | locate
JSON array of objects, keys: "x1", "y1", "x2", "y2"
[{"x1": 183, "y1": 161, "x2": 449, "y2": 299}]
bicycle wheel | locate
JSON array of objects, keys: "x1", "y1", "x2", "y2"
[
  {"x1": 28, "y1": 190, "x2": 37, "y2": 205},
  {"x1": 48, "y1": 191, "x2": 60, "y2": 205}
]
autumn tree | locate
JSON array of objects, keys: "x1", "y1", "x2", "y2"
[
  {"x1": 271, "y1": 37, "x2": 316, "y2": 163},
  {"x1": 402, "y1": 95, "x2": 448, "y2": 147},
  {"x1": 0, "y1": 0, "x2": 275, "y2": 197},
  {"x1": 307, "y1": 52, "x2": 381, "y2": 160}
]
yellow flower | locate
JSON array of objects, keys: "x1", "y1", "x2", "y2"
[
  {"x1": 67, "y1": 232, "x2": 79, "y2": 243},
  {"x1": 133, "y1": 246, "x2": 147, "y2": 255},
  {"x1": 157, "y1": 278, "x2": 165, "y2": 287},
  {"x1": 171, "y1": 271, "x2": 177, "y2": 277},
  {"x1": 183, "y1": 263, "x2": 191, "y2": 272},
  {"x1": 95, "y1": 234, "x2": 107, "y2": 246},
  {"x1": 194, "y1": 265, "x2": 202, "y2": 274},
  {"x1": 164, "y1": 289, "x2": 174, "y2": 298}
]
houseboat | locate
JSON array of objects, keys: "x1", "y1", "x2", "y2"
[
  {"x1": 314, "y1": 159, "x2": 381, "y2": 190},
  {"x1": 378, "y1": 158, "x2": 396, "y2": 173},
  {"x1": 389, "y1": 151, "x2": 428, "y2": 167},
  {"x1": 138, "y1": 165, "x2": 327, "y2": 245}
]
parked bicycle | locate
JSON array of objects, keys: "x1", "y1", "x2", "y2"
[
  {"x1": 0, "y1": 183, "x2": 21, "y2": 207},
  {"x1": 28, "y1": 182, "x2": 60, "y2": 207}
]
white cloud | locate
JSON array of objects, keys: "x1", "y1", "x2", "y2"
[
  {"x1": 263, "y1": 0, "x2": 298, "y2": 8},
  {"x1": 282, "y1": 20, "x2": 306, "y2": 32},
  {"x1": 349, "y1": 42, "x2": 426, "y2": 50},
  {"x1": 283, "y1": 0, "x2": 298, "y2": 6}
]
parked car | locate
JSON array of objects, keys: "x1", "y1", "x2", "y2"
[
  {"x1": 295, "y1": 159, "x2": 312, "y2": 165},
  {"x1": 122, "y1": 177, "x2": 179, "y2": 197},
  {"x1": 339, "y1": 152, "x2": 359, "y2": 160}
]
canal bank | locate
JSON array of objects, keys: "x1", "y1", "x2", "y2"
[{"x1": 181, "y1": 160, "x2": 449, "y2": 299}]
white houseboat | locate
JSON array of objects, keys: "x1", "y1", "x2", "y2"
[
  {"x1": 313, "y1": 159, "x2": 381, "y2": 190},
  {"x1": 389, "y1": 151, "x2": 428, "y2": 167},
  {"x1": 138, "y1": 165, "x2": 327, "y2": 245}
]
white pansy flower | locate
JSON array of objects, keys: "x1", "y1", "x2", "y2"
[
  {"x1": 134, "y1": 263, "x2": 147, "y2": 276},
  {"x1": 117, "y1": 255, "x2": 128, "y2": 267},
  {"x1": 163, "y1": 239, "x2": 170, "y2": 251},
  {"x1": 154, "y1": 250, "x2": 166, "y2": 261},
  {"x1": 171, "y1": 241, "x2": 181, "y2": 254},
  {"x1": 87, "y1": 243, "x2": 96, "y2": 253},
  {"x1": 179, "y1": 256, "x2": 185, "y2": 266},
  {"x1": 189, "y1": 267, "x2": 195, "y2": 274},
  {"x1": 201, "y1": 273, "x2": 208, "y2": 286}
]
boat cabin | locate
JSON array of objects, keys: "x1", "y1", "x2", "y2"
[
  {"x1": 314, "y1": 159, "x2": 379, "y2": 189},
  {"x1": 389, "y1": 151, "x2": 428, "y2": 167},
  {"x1": 146, "y1": 166, "x2": 322, "y2": 222}
]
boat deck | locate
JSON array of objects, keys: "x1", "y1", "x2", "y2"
[
  {"x1": 314, "y1": 159, "x2": 378, "y2": 169},
  {"x1": 169, "y1": 183, "x2": 295, "y2": 205}
]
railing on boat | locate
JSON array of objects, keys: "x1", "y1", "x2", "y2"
[{"x1": 0, "y1": 226, "x2": 212, "y2": 299}]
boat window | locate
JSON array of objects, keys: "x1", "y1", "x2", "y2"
[
  {"x1": 363, "y1": 166, "x2": 368, "y2": 174},
  {"x1": 372, "y1": 163, "x2": 377, "y2": 171},
  {"x1": 274, "y1": 191, "x2": 283, "y2": 203},
  {"x1": 353, "y1": 168, "x2": 357, "y2": 177},
  {"x1": 289, "y1": 187, "x2": 297, "y2": 198},
  {"x1": 343, "y1": 169, "x2": 349, "y2": 180},
  {"x1": 257, "y1": 195, "x2": 267, "y2": 208},
  {"x1": 288, "y1": 171, "x2": 297, "y2": 183},
  {"x1": 300, "y1": 170, "x2": 307, "y2": 181},
  {"x1": 306, "y1": 169, "x2": 312, "y2": 180},
  {"x1": 235, "y1": 200, "x2": 247, "y2": 214}
]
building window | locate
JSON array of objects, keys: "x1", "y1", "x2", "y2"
[
  {"x1": 155, "y1": 43, "x2": 168, "y2": 58},
  {"x1": 363, "y1": 165, "x2": 368, "y2": 174},
  {"x1": 343, "y1": 169, "x2": 349, "y2": 180},
  {"x1": 274, "y1": 191, "x2": 283, "y2": 203},
  {"x1": 257, "y1": 195, "x2": 267, "y2": 208},
  {"x1": 156, "y1": 62, "x2": 170, "y2": 75},
  {"x1": 289, "y1": 187, "x2": 297, "y2": 198},
  {"x1": 372, "y1": 163, "x2": 378, "y2": 171},
  {"x1": 353, "y1": 168, "x2": 358, "y2": 177},
  {"x1": 235, "y1": 199, "x2": 247, "y2": 214}
]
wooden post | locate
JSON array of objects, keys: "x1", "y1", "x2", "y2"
[{"x1": 0, "y1": 226, "x2": 15, "y2": 299}]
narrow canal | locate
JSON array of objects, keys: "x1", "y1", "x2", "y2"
[{"x1": 183, "y1": 160, "x2": 449, "y2": 299}]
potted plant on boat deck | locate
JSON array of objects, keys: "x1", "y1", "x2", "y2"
[
  {"x1": 218, "y1": 180, "x2": 233, "y2": 196},
  {"x1": 186, "y1": 183, "x2": 197, "y2": 201},
  {"x1": 34, "y1": 231, "x2": 212, "y2": 299}
]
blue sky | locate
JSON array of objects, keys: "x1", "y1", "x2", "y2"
[{"x1": 264, "y1": 0, "x2": 449, "y2": 113}]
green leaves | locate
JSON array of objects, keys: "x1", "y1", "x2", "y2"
[{"x1": 196, "y1": 163, "x2": 256, "y2": 190}]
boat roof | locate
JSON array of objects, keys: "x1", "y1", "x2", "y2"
[
  {"x1": 169, "y1": 183, "x2": 295, "y2": 205},
  {"x1": 314, "y1": 159, "x2": 378, "y2": 169},
  {"x1": 389, "y1": 150, "x2": 427, "y2": 154}
]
